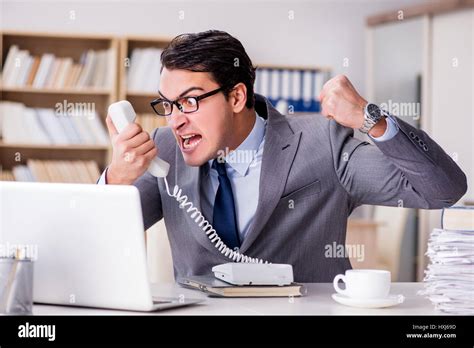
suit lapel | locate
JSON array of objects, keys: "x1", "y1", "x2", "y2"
[{"x1": 239, "y1": 100, "x2": 302, "y2": 254}]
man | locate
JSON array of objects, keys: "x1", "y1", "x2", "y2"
[{"x1": 98, "y1": 30, "x2": 467, "y2": 282}]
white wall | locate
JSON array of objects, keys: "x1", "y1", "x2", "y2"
[
  {"x1": 1, "y1": 0, "x2": 430, "y2": 96},
  {"x1": 419, "y1": 8, "x2": 474, "y2": 280},
  {"x1": 372, "y1": 17, "x2": 424, "y2": 127},
  {"x1": 430, "y1": 9, "x2": 473, "y2": 202}
]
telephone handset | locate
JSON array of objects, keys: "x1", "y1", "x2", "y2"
[
  {"x1": 108, "y1": 101, "x2": 269, "y2": 264},
  {"x1": 108, "y1": 101, "x2": 170, "y2": 178}
]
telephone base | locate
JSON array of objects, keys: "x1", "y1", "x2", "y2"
[{"x1": 212, "y1": 262, "x2": 294, "y2": 286}]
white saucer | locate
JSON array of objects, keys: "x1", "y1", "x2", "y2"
[{"x1": 331, "y1": 293, "x2": 405, "y2": 309}]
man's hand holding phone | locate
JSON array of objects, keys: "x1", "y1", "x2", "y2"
[{"x1": 105, "y1": 115, "x2": 158, "y2": 185}]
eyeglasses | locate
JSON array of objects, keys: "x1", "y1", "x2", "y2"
[{"x1": 150, "y1": 87, "x2": 224, "y2": 117}]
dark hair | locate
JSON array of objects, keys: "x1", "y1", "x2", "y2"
[{"x1": 160, "y1": 30, "x2": 256, "y2": 109}]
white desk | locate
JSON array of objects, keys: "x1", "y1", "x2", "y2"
[{"x1": 32, "y1": 282, "x2": 443, "y2": 315}]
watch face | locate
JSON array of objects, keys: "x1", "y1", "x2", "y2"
[{"x1": 367, "y1": 103, "x2": 382, "y2": 121}]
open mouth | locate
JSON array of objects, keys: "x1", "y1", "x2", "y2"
[{"x1": 180, "y1": 133, "x2": 203, "y2": 151}]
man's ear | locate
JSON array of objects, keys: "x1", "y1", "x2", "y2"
[{"x1": 229, "y1": 83, "x2": 248, "y2": 113}]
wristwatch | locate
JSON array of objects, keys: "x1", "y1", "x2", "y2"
[{"x1": 359, "y1": 103, "x2": 385, "y2": 134}]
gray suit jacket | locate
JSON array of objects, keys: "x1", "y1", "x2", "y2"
[{"x1": 133, "y1": 94, "x2": 467, "y2": 282}]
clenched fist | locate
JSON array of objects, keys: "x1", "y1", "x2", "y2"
[
  {"x1": 319, "y1": 75, "x2": 386, "y2": 137},
  {"x1": 105, "y1": 115, "x2": 158, "y2": 185}
]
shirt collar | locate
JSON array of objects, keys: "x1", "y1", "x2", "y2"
[{"x1": 206, "y1": 112, "x2": 266, "y2": 177}]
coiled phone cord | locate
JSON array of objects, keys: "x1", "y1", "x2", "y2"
[{"x1": 163, "y1": 176, "x2": 269, "y2": 264}]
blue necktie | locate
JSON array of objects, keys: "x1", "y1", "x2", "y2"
[{"x1": 212, "y1": 159, "x2": 240, "y2": 249}]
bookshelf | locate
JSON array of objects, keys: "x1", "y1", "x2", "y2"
[
  {"x1": 118, "y1": 36, "x2": 171, "y2": 132},
  {"x1": 0, "y1": 31, "x2": 118, "y2": 180},
  {"x1": 118, "y1": 37, "x2": 331, "y2": 126},
  {"x1": 256, "y1": 63, "x2": 332, "y2": 73},
  {"x1": 0, "y1": 31, "x2": 331, "y2": 182},
  {"x1": 254, "y1": 63, "x2": 331, "y2": 115}
]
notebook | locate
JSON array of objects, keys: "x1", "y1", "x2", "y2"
[{"x1": 178, "y1": 276, "x2": 306, "y2": 298}]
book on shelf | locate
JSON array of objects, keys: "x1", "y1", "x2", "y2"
[
  {"x1": 127, "y1": 47, "x2": 163, "y2": 92},
  {"x1": 419, "y1": 206, "x2": 474, "y2": 315},
  {"x1": 2, "y1": 160, "x2": 101, "y2": 184},
  {"x1": 2, "y1": 44, "x2": 115, "y2": 89},
  {"x1": 0, "y1": 170, "x2": 15, "y2": 181},
  {"x1": 12, "y1": 165, "x2": 35, "y2": 182},
  {"x1": 254, "y1": 67, "x2": 329, "y2": 114},
  {"x1": 0, "y1": 101, "x2": 109, "y2": 146},
  {"x1": 136, "y1": 113, "x2": 168, "y2": 134}
]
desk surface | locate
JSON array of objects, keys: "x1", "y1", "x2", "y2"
[{"x1": 33, "y1": 282, "x2": 442, "y2": 315}]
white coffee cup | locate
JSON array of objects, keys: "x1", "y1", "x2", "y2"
[{"x1": 333, "y1": 269, "x2": 391, "y2": 300}]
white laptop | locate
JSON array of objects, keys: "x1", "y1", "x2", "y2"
[{"x1": 0, "y1": 181, "x2": 203, "y2": 312}]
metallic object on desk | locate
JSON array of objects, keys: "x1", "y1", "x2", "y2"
[{"x1": 0, "y1": 257, "x2": 34, "y2": 315}]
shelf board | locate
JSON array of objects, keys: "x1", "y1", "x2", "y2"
[
  {"x1": 1, "y1": 30, "x2": 116, "y2": 41},
  {"x1": 124, "y1": 35, "x2": 173, "y2": 43},
  {"x1": 0, "y1": 142, "x2": 109, "y2": 150},
  {"x1": 126, "y1": 90, "x2": 159, "y2": 98},
  {"x1": 256, "y1": 63, "x2": 332, "y2": 72},
  {"x1": 1, "y1": 86, "x2": 112, "y2": 95}
]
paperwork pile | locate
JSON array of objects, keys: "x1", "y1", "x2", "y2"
[{"x1": 419, "y1": 207, "x2": 474, "y2": 314}]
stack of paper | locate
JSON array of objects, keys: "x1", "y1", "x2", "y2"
[{"x1": 419, "y1": 207, "x2": 474, "y2": 314}]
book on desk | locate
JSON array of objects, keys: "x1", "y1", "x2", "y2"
[{"x1": 178, "y1": 276, "x2": 306, "y2": 298}]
